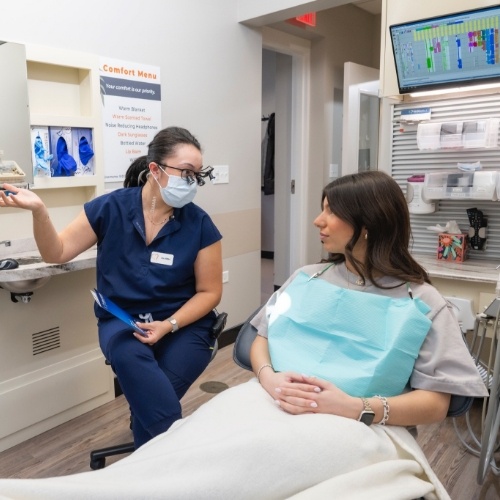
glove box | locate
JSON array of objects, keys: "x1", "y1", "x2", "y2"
[{"x1": 422, "y1": 171, "x2": 498, "y2": 201}]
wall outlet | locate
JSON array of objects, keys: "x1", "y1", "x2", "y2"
[
  {"x1": 212, "y1": 165, "x2": 229, "y2": 184},
  {"x1": 329, "y1": 163, "x2": 339, "y2": 178},
  {"x1": 222, "y1": 270, "x2": 229, "y2": 283}
]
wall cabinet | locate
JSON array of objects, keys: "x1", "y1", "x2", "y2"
[{"x1": 25, "y1": 45, "x2": 104, "y2": 197}]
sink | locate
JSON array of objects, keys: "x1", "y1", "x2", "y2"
[
  {"x1": 0, "y1": 245, "x2": 97, "y2": 298},
  {"x1": 0, "y1": 276, "x2": 51, "y2": 293},
  {"x1": 0, "y1": 255, "x2": 50, "y2": 293},
  {"x1": 15, "y1": 256, "x2": 44, "y2": 265}
]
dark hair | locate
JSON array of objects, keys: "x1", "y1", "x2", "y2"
[
  {"x1": 147, "y1": 126, "x2": 201, "y2": 166},
  {"x1": 123, "y1": 127, "x2": 202, "y2": 188},
  {"x1": 322, "y1": 170, "x2": 430, "y2": 287},
  {"x1": 123, "y1": 155, "x2": 149, "y2": 187}
]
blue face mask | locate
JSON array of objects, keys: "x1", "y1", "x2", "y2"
[{"x1": 154, "y1": 170, "x2": 197, "y2": 208}]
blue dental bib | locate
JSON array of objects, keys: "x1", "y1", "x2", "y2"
[{"x1": 268, "y1": 271, "x2": 432, "y2": 397}]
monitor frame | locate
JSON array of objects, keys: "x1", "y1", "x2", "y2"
[{"x1": 390, "y1": 5, "x2": 500, "y2": 94}]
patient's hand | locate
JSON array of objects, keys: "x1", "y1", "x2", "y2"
[{"x1": 274, "y1": 374, "x2": 361, "y2": 420}]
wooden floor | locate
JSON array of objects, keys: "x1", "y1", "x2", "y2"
[{"x1": 0, "y1": 344, "x2": 499, "y2": 499}]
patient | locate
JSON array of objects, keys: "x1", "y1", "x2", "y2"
[{"x1": 0, "y1": 171, "x2": 488, "y2": 500}]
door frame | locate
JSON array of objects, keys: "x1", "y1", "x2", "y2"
[{"x1": 262, "y1": 27, "x2": 311, "y2": 280}]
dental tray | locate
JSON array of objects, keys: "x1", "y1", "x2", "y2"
[{"x1": 0, "y1": 161, "x2": 26, "y2": 183}]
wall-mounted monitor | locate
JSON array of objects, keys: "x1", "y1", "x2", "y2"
[{"x1": 390, "y1": 6, "x2": 500, "y2": 94}]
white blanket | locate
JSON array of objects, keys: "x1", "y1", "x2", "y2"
[{"x1": 0, "y1": 379, "x2": 450, "y2": 499}]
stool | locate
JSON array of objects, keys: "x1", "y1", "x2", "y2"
[{"x1": 90, "y1": 311, "x2": 227, "y2": 470}]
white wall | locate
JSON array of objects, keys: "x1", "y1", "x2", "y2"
[
  {"x1": 0, "y1": 0, "x2": 383, "y2": 324},
  {"x1": 0, "y1": 0, "x2": 264, "y2": 327},
  {"x1": 0, "y1": 0, "x2": 383, "y2": 321},
  {"x1": 0, "y1": 0, "x2": 266, "y2": 450}
]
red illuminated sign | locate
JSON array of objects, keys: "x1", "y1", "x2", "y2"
[{"x1": 295, "y1": 13, "x2": 316, "y2": 27}]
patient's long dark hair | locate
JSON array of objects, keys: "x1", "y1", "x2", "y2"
[{"x1": 323, "y1": 171, "x2": 430, "y2": 287}]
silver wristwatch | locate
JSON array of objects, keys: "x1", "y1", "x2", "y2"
[{"x1": 167, "y1": 317, "x2": 179, "y2": 332}]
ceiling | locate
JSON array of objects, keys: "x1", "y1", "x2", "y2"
[
  {"x1": 267, "y1": 1, "x2": 382, "y2": 41},
  {"x1": 354, "y1": 0, "x2": 382, "y2": 15}
]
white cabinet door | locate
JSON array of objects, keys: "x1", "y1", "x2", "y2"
[{"x1": 342, "y1": 62, "x2": 380, "y2": 176}]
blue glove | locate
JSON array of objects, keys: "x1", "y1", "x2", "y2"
[
  {"x1": 79, "y1": 136, "x2": 94, "y2": 165},
  {"x1": 54, "y1": 136, "x2": 77, "y2": 177},
  {"x1": 33, "y1": 134, "x2": 53, "y2": 174}
]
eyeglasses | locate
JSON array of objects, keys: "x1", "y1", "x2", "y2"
[{"x1": 156, "y1": 163, "x2": 215, "y2": 186}]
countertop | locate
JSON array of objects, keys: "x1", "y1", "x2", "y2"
[
  {"x1": 415, "y1": 254, "x2": 500, "y2": 284},
  {"x1": 0, "y1": 242, "x2": 497, "y2": 285},
  {"x1": 0, "y1": 238, "x2": 97, "y2": 282}
]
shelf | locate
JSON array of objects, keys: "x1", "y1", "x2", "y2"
[
  {"x1": 24, "y1": 44, "x2": 104, "y2": 195},
  {"x1": 30, "y1": 114, "x2": 95, "y2": 129},
  {"x1": 27, "y1": 62, "x2": 92, "y2": 119},
  {"x1": 31, "y1": 175, "x2": 97, "y2": 190}
]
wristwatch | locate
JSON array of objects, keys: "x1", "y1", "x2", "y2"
[
  {"x1": 167, "y1": 317, "x2": 179, "y2": 332},
  {"x1": 357, "y1": 398, "x2": 375, "y2": 426}
]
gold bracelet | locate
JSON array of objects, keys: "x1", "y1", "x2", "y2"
[
  {"x1": 374, "y1": 395, "x2": 390, "y2": 425},
  {"x1": 256, "y1": 363, "x2": 274, "y2": 383}
]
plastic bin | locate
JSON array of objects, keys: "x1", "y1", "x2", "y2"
[{"x1": 423, "y1": 171, "x2": 498, "y2": 201}]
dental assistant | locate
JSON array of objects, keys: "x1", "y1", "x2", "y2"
[{"x1": 0, "y1": 126, "x2": 223, "y2": 448}]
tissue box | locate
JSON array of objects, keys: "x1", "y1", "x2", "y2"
[{"x1": 437, "y1": 233, "x2": 469, "y2": 262}]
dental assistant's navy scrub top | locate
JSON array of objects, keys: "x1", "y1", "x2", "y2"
[{"x1": 84, "y1": 186, "x2": 222, "y2": 324}]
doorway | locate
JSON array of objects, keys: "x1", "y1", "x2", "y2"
[
  {"x1": 260, "y1": 48, "x2": 291, "y2": 303},
  {"x1": 260, "y1": 29, "x2": 311, "y2": 303}
]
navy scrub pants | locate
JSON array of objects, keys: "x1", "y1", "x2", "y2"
[{"x1": 98, "y1": 316, "x2": 215, "y2": 448}]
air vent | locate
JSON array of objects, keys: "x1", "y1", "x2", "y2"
[{"x1": 32, "y1": 327, "x2": 61, "y2": 355}]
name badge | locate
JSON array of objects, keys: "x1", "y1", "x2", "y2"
[{"x1": 150, "y1": 252, "x2": 174, "y2": 266}]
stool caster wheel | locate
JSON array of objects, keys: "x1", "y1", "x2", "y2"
[{"x1": 90, "y1": 457, "x2": 105, "y2": 470}]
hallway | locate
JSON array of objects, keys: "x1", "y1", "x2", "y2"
[{"x1": 261, "y1": 257, "x2": 274, "y2": 304}]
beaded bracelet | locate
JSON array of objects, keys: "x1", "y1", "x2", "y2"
[
  {"x1": 374, "y1": 395, "x2": 390, "y2": 425},
  {"x1": 257, "y1": 363, "x2": 274, "y2": 383}
]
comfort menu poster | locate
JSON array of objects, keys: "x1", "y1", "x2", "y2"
[{"x1": 99, "y1": 57, "x2": 161, "y2": 182}]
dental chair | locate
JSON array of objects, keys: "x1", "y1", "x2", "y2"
[
  {"x1": 231, "y1": 305, "x2": 475, "y2": 500},
  {"x1": 89, "y1": 311, "x2": 227, "y2": 470}
]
